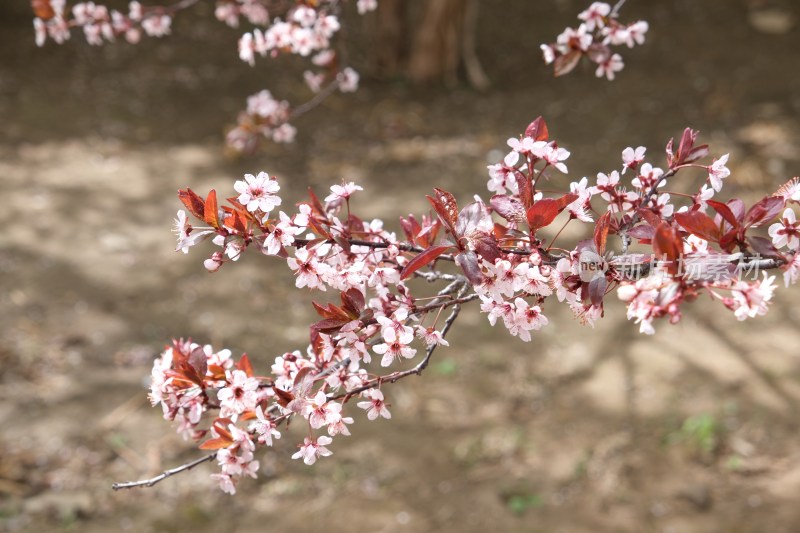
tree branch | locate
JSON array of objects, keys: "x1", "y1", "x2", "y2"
[{"x1": 111, "y1": 452, "x2": 217, "y2": 491}]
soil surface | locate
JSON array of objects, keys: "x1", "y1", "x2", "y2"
[{"x1": 2, "y1": 1, "x2": 800, "y2": 532}]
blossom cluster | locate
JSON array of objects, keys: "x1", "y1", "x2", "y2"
[
  {"x1": 32, "y1": 0, "x2": 172, "y2": 47},
  {"x1": 540, "y1": 1, "x2": 649, "y2": 80},
  {"x1": 156, "y1": 115, "x2": 800, "y2": 493},
  {"x1": 33, "y1": 0, "x2": 370, "y2": 153}
]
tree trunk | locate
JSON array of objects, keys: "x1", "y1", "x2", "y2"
[{"x1": 372, "y1": 0, "x2": 489, "y2": 90}]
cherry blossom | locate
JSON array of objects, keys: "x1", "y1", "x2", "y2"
[
  {"x1": 292, "y1": 436, "x2": 334, "y2": 465},
  {"x1": 218, "y1": 370, "x2": 259, "y2": 416},
  {"x1": 622, "y1": 146, "x2": 647, "y2": 174},
  {"x1": 173, "y1": 210, "x2": 213, "y2": 254},
  {"x1": 708, "y1": 153, "x2": 731, "y2": 192},
  {"x1": 287, "y1": 247, "x2": 330, "y2": 290},
  {"x1": 578, "y1": 2, "x2": 611, "y2": 31},
  {"x1": 596, "y1": 53, "x2": 624, "y2": 80},
  {"x1": 768, "y1": 208, "x2": 800, "y2": 250},
  {"x1": 729, "y1": 274, "x2": 777, "y2": 321},
  {"x1": 374, "y1": 326, "x2": 417, "y2": 367},
  {"x1": 249, "y1": 405, "x2": 282, "y2": 446},
  {"x1": 357, "y1": 389, "x2": 391, "y2": 420},
  {"x1": 234, "y1": 172, "x2": 282, "y2": 214},
  {"x1": 324, "y1": 181, "x2": 364, "y2": 204}
]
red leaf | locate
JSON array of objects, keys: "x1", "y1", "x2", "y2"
[
  {"x1": 685, "y1": 144, "x2": 709, "y2": 164},
  {"x1": 204, "y1": 190, "x2": 220, "y2": 229},
  {"x1": 513, "y1": 171, "x2": 534, "y2": 210},
  {"x1": 455, "y1": 250, "x2": 483, "y2": 285},
  {"x1": 554, "y1": 50, "x2": 582, "y2": 77},
  {"x1": 312, "y1": 301, "x2": 349, "y2": 321},
  {"x1": 555, "y1": 193, "x2": 579, "y2": 211},
  {"x1": 628, "y1": 224, "x2": 655, "y2": 242},
  {"x1": 340, "y1": 288, "x2": 365, "y2": 318},
  {"x1": 707, "y1": 200, "x2": 740, "y2": 230},
  {"x1": 748, "y1": 236, "x2": 780, "y2": 258},
  {"x1": 744, "y1": 196, "x2": 785, "y2": 228},
  {"x1": 223, "y1": 208, "x2": 248, "y2": 233},
  {"x1": 653, "y1": 223, "x2": 682, "y2": 275},
  {"x1": 199, "y1": 437, "x2": 233, "y2": 450},
  {"x1": 719, "y1": 229, "x2": 739, "y2": 252},
  {"x1": 524, "y1": 116, "x2": 549, "y2": 142},
  {"x1": 674, "y1": 210, "x2": 720, "y2": 242},
  {"x1": 399, "y1": 215, "x2": 421, "y2": 243},
  {"x1": 594, "y1": 212, "x2": 612, "y2": 255},
  {"x1": 178, "y1": 188, "x2": 206, "y2": 220},
  {"x1": 312, "y1": 318, "x2": 350, "y2": 334},
  {"x1": 675, "y1": 128, "x2": 699, "y2": 165},
  {"x1": 31, "y1": 0, "x2": 55, "y2": 20},
  {"x1": 427, "y1": 189, "x2": 459, "y2": 235},
  {"x1": 636, "y1": 208, "x2": 662, "y2": 229},
  {"x1": 527, "y1": 199, "x2": 559, "y2": 231},
  {"x1": 237, "y1": 354, "x2": 254, "y2": 377},
  {"x1": 471, "y1": 232, "x2": 502, "y2": 264},
  {"x1": 400, "y1": 245, "x2": 454, "y2": 280},
  {"x1": 306, "y1": 188, "x2": 327, "y2": 219},
  {"x1": 588, "y1": 276, "x2": 608, "y2": 306},
  {"x1": 490, "y1": 194, "x2": 526, "y2": 224},
  {"x1": 188, "y1": 346, "x2": 208, "y2": 382}
]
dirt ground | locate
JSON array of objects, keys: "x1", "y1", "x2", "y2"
[{"x1": 2, "y1": 1, "x2": 800, "y2": 532}]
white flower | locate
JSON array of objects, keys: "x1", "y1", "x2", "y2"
[
  {"x1": 234, "y1": 172, "x2": 282, "y2": 214},
  {"x1": 292, "y1": 436, "x2": 333, "y2": 465},
  {"x1": 708, "y1": 154, "x2": 730, "y2": 192}
]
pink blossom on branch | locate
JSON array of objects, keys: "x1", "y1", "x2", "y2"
[
  {"x1": 109, "y1": 118, "x2": 800, "y2": 495},
  {"x1": 541, "y1": 1, "x2": 648, "y2": 79}
]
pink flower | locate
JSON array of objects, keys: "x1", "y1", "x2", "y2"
[
  {"x1": 357, "y1": 0, "x2": 378, "y2": 15},
  {"x1": 557, "y1": 24, "x2": 593, "y2": 52},
  {"x1": 234, "y1": 171, "x2": 282, "y2": 214},
  {"x1": 218, "y1": 370, "x2": 259, "y2": 416},
  {"x1": 782, "y1": 252, "x2": 800, "y2": 287},
  {"x1": 287, "y1": 247, "x2": 330, "y2": 290},
  {"x1": 578, "y1": 2, "x2": 611, "y2": 31},
  {"x1": 768, "y1": 208, "x2": 800, "y2": 250},
  {"x1": 631, "y1": 163, "x2": 664, "y2": 190},
  {"x1": 621, "y1": 146, "x2": 646, "y2": 174},
  {"x1": 595, "y1": 53, "x2": 624, "y2": 80},
  {"x1": 249, "y1": 405, "x2": 282, "y2": 446},
  {"x1": 373, "y1": 326, "x2": 416, "y2": 367},
  {"x1": 141, "y1": 14, "x2": 171, "y2": 37},
  {"x1": 415, "y1": 326, "x2": 450, "y2": 348},
  {"x1": 292, "y1": 436, "x2": 333, "y2": 465},
  {"x1": 324, "y1": 181, "x2": 363, "y2": 203},
  {"x1": 512, "y1": 262, "x2": 553, "y2": 297},
  {"x1": 204, "y1": 251, "x2": 224, "y2": 272},
  {"x1": 627, "y1": 20, "x2": 649, "y2": 46},
  {"x1": 730, "y1": 273, "x2": 776, "y2": 321},
  {"x1": 542, "y1": 143, "x2": 570, "y2": 174},
  {"x1": 264, "y1": 211, "x2": 302, "y2": 255},
  {"x1": 774, "y1": 177, "x2": 800, "y2": 202},
  {"x1": 305, "y1": 390, "x2": 336, "y2": 429},
  {"x1": 510, "y1": 298, "x2": 549, "y2": 341},
  {"x1": 540, "y1": 44, "x2": 556, "y2": 65},
  {"x1": 211, "y1": 472, "x2": 237, "y2": 495},
  {"x1": 173, "y1": 210, "x2": 214, "y2": 254},
  {"x1": 707, "y1": 154, "x2": 730, "y2": 192},
  {"x1": 357, "y1": 389, "x2": 391, "y2": 420},
  {"x1": 337, "y1": 67, "x2": 359, "y2": 92}
]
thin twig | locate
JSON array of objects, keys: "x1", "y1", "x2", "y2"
[
  {"x1": 112, "y1": 452, "x2": 217, "y2": 491},
  {"x1": 610, "y1": 0, "x2": 628, "y2": 18},
  {"x1": 289, "y1": 78, "x2": 341, "y2": 119}
]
